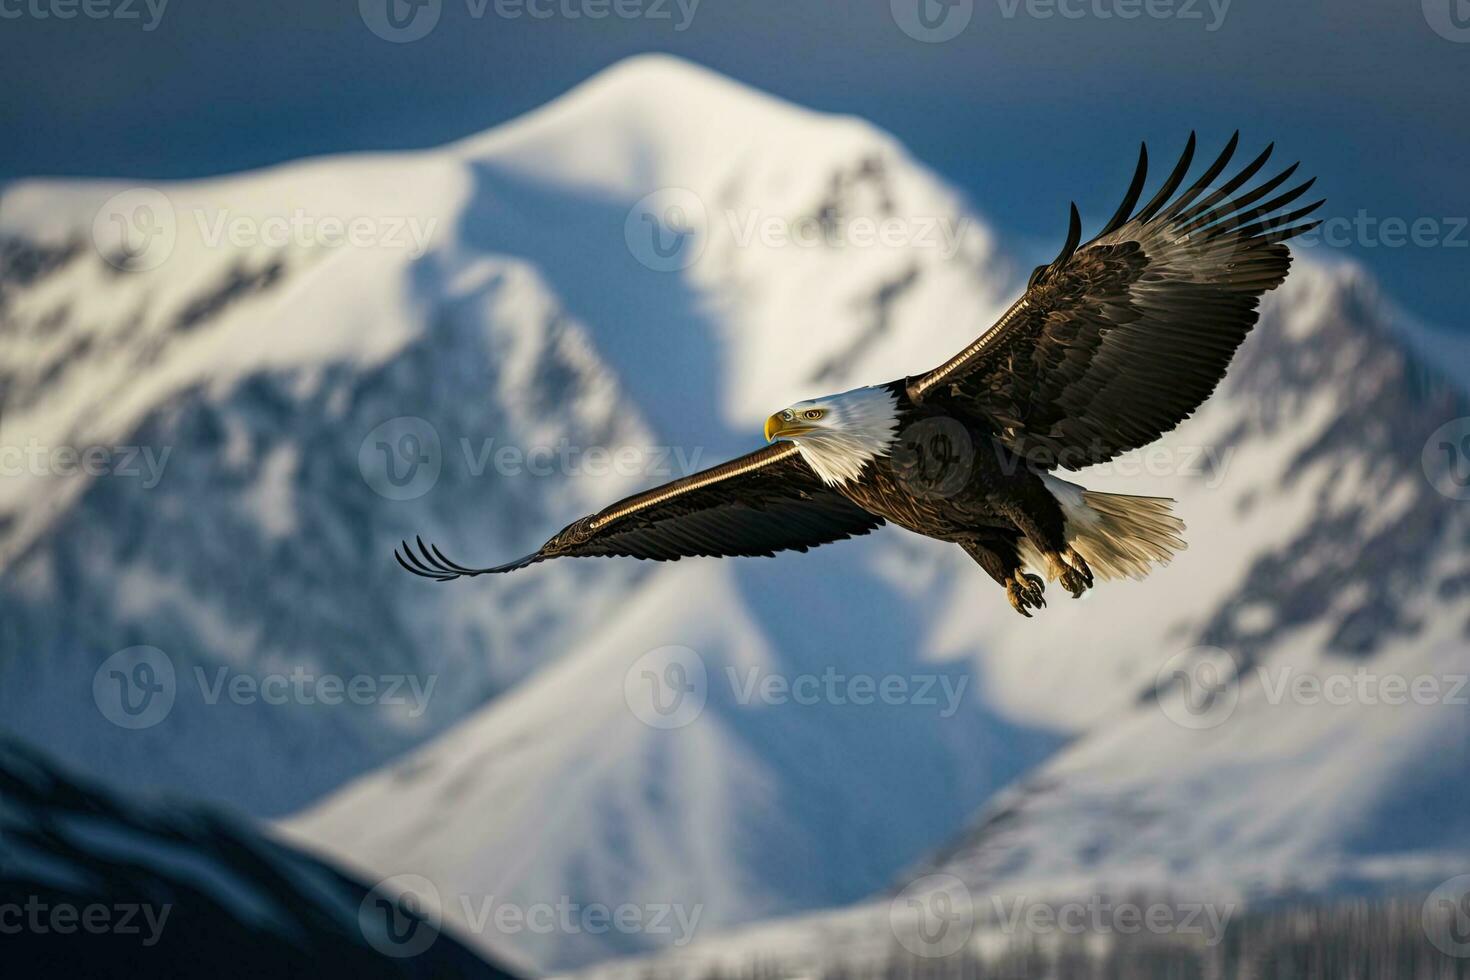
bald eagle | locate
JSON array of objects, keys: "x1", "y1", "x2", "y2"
[{"x1": 398, "y1": 133, "x2": 1321, "y2": 616}]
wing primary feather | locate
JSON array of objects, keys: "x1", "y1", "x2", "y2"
[
  {"x1": 400, "y1": 538, "x2": 442, "y2": 576},
  {"x1": 1259, "y1": 219, "x2": 1323, "y2": 245},
  {"x1": 1158, "y1": 130, "x2": 1240, "y2": 222},
  {"x1": 394, "y1": 536, "x2": 543, "y2": 580},
  {"x1": 395, "y1": 548, "x2": 450, "y2": 581},
  {"x1": 396, "y1": 540, "x2": 450, "y2": 579},
  {"x1": 1177, "y1": 164, "x2": 1303, "y2": 235},
  {"x1": 429, "y1": 543, "x2": 481, "y2": 575},
  {"x1": 1096, "y1": 143, "x2": 1149, "y2": 239},
  {"x1": 1049, "y1": 202, "x2": 1083, "y2": 271},
  {"x1": 1135, "y1": 132, "x2": 1197, "y2": 222},
  {"x1": 1172, "y1": 141, "x2": 1273, "y2": 227},
  {"x1": 1194, "y1": 177, "x2": 1318, "y2": 237},
  {"x1": 1231, "y1": 199, "x2": 1326, "y2": 240}
]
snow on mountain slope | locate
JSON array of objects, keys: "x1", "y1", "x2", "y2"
[
  {"x1": 0, "y1": 89, "x2": 663, "y2": 813},
  {"x1": 447, "y1": 54, "x2": 1005, "y2": 442}
]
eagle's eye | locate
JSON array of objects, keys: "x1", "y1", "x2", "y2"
[{"x1": 803, "y1": 409, "x2": 824, "y2": 421}]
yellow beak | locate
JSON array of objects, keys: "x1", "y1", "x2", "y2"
[{"x1": 765, "y1": 414, "x2": 813, "y2": 443}]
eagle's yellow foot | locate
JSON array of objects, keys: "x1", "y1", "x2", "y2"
[
  {"x1": 1046, "y1": 551, "x2": 1091, "y2": 599},
  {"x1": 1006, "y1": 572, "x2": 1047, "y2": 617}
]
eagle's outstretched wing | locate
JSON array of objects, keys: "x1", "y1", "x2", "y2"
[
  {"x1": 397, "y1": 442, "x2": 884, "y2": 581},
  {"x1": 909, "y1": 132, "x2": 1322, "y2": 470}
]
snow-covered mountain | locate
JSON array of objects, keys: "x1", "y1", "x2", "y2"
[{"x1": 3, "y1": 55, "x2": 1467, "y2": 975}]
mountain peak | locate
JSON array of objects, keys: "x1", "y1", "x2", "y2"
[
  {"x1": 572, "y1": 52, "x2": 765, "y2": 106},
  {"x1": 453, "y1": 54, "x2": 887, "y2": 199}
]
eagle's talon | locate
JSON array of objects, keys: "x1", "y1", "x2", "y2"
[
  {"x1": 1006, "y1": 573, "x2": 1046, "y2": 616},
  {"x1": 1065, "y1": 548, "x2": 1094, "y2": 588},
  {"x1": 1045, "y1": 550, "x2": 1091, "y2": 598},
  {"x1": 1058, "y1": 566, "x2": 1089, "y2": 598}
]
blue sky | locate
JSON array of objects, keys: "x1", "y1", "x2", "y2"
[{"x1": 3, "y1": 0, "x2": 1467, "y2": 330}]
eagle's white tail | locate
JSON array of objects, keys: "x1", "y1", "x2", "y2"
[{"x1": 1021, "y1": 476, "x2": 1188, "y2": 582}]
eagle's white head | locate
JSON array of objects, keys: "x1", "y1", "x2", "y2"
[{"x1": 764, "y1": 385, "x2": 900, "y2": 486}]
